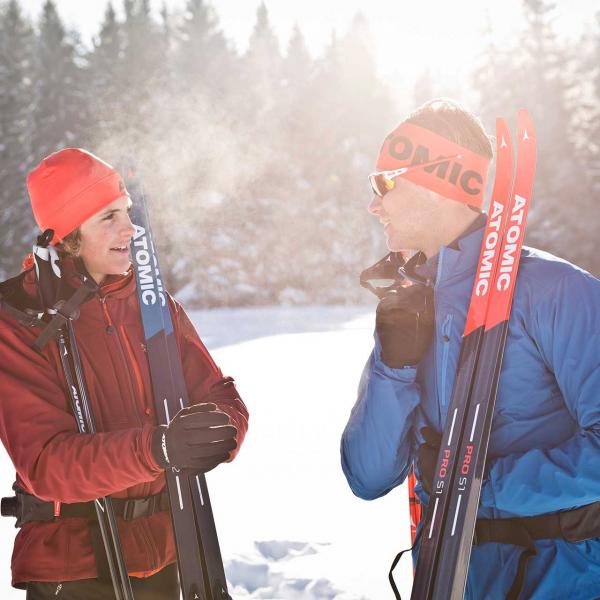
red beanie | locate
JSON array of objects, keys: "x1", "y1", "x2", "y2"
[{"x1": 27, "y1": 148, "x2": 127, "y2": 244}]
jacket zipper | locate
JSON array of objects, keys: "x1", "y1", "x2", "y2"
[
  {"x1": 98, "y1": 296, "x2": 143, "y2": 427},
  {"x1": 119, "y1": 324, "x2": 147, "y2": 415},
  {"x1": 433, "y1": 248, "x2": 446, "y2": 428},
  {"x1": 440, "y1": 314, "x2": 454, "y2": 413}
]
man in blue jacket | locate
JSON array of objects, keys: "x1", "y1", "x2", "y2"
[{"x1": 341, "y1": 98, "x2": 600, "y2": 600}]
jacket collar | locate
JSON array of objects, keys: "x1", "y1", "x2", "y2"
[
  {"x1": 436, "y1": 214, "x2": 487, "y2": 288},
  {"x1": 414, "y1": 213, "x2": 487, "y2": 288},
  {"x1": 22, "y1": 257, "x2": 135, "y2": 303},
  {"x1": 98, "y1": 269, "x2": 135, "y2": 299}
]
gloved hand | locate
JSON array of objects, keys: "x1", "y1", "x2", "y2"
[
  {"x1": 417, "y1": 427, "x2": 442, "y2": 496},
  {"x1": 375, "y1": 284, "x2": 435, "y2": 368},
  {"x1": 151, "y1": 403, "x2": 237, "y2": 472}
]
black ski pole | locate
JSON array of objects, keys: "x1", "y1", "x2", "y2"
[{"x1": 33, "y1": 239, "x2": 135, "y2": 600}]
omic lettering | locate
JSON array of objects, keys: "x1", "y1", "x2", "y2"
[
  {"x1": 388, "y1": 135, "x2": 482, "y2": 196},
  {"x1": 133, "y1": 226, "x2": 166, "y2": 306},
  {"x1": 474, "y1": 201, "x2": 504, "y2": 296},
  {"x1": 496, "y1": 194, "x2": 527, "y2": 292}
]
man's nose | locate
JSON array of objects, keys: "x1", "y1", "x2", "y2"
[
  {"x1": 368, "y1": 194, "x2": 382, "y2": 215},
  {"x1": 123, "y1": 214, "x2": 136, "y2": 238}
]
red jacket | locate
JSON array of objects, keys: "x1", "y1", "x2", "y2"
[{"x1": 0, "y1": 265, "x2": 248, "y2": 586}]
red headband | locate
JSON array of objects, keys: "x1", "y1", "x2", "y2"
[{"x1": 375, "y1": 122, "x2": 491, "y2": 208}]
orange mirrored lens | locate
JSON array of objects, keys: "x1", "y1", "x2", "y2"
[{"x1": 370, "y1": 174, "x2": 393, "y2": 197}]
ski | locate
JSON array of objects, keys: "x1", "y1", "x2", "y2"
[
  {"x1": 410, "y1": 116, "x2": 517, "y2": 599},
  {"x1": 123, "y1": 162, "x2": 231, "y2": 600},
  {"x1": 431, "y1": 110, "x2": 536, "y2": 600},
  {"x1": 59, "y1": 322, "x2": 135, "y2": 600}
]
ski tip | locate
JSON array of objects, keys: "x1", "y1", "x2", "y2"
[
  {"x1": 516, "y1": 109, "x2": 535, "y2": 145},
  {"x1": 117, "y1": 156, "x2": 140, "y2": 182},
  {"x1": 495, "y1": 118, "x2": 512, "y2": 155}
]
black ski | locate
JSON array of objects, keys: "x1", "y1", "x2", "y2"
[
  {"x1": 123, "y1": 161, "x2": 231, "y2": 600},
  {"x1": 410, "y1": 115, "x2": 518, "y2": 599}
]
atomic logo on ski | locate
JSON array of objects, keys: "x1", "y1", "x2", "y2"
[{"x1": 132, "y1": 224, "x2": 165, "y2": 307}]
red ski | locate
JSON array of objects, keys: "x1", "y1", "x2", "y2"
[{"x1": 410, "y1": 110, "x2": 536, "y2": 600}]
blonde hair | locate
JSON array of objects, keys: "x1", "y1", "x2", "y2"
[{"x1": 405, "y1": 98, "x2": 493, "y2": 160}]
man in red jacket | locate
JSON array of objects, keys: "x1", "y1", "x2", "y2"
[{"x1": 0, "y1": 148, "x2": 249, "y2": 599}]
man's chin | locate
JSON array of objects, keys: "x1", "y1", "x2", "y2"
[{"x1": 385, "y1": 235, "x2": 403, "y2": 253}]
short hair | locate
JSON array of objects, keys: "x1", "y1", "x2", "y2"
[
  {"x1": 56, "y1": 227, "x2": 82, "y2": 256},
  {"x1": 405, "y1": 98, "x2": 493, "y2": 161}
]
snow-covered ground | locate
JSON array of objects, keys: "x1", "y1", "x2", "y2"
[{"x1": 0, "y1": 306, "x2": 414, "y2": 599}]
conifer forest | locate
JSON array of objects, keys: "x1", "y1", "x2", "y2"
[{"x1": 1, "y1": 0, "x2": 598, "y2": 305}]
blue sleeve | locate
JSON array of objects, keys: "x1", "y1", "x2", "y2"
[
  {"x1": 480, "y1": 269, "x2": 600, "y2": 515},
  {"x1": 340, "y1": 333, "x2": 422, "y2": 500}
]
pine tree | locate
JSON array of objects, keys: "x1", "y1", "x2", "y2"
[
  {"x1": 517, "y1": 0, "x2": 593, "y2": 271},
  {"x1": 337, "y1": 13, "x2": 392, "y2": 145},
  {"x1": 31, "y1": 0, "x2": 89, "y2": 159},
  {"x1": 282, "y1": 24, "x2": 312, "y2": 85},
  {"x1": 574, "y1": 10, "x2": 600, "y2": 275},
  {"x1": 174, "y1": 0, "x2": 235, "y2": 99},
  {"x1": 279, "y1": 24, "x2": 312, "y2": 178},
  {"x1": 473, "y1": 0, "x2": 595, "y2": 273},
  {"x1": 247, "y1": 3, "x2": 280, "y2": 67},
  {"x1": 87, "y1": 2, "x2": 123, "y2": 142},
  {"x1": 0, "y1": 0, "x2": 37, "y2": 275},
  {"x1": 284, "y1": 16, "x2": 394, "y2": 302},
  {"x1": 118, "y1": 0, "x2": 169, "y2": 145},
  {"x1": 586, "y1": 13, "x2": 600, "y2": 193},
  {"x1": 241, "y1": 2, "x2": 281, "y2": 119},
  {"x1": 473, "y1": 11, "x2": 516, "y2": 125}
]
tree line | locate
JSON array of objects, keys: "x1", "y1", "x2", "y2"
[{"x1": 0, "y1": 0, "x2": 597, "y2": 306}]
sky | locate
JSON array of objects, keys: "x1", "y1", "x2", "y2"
[{"x1": 17, "y1": 0, "x2": 599, "y2": 95}]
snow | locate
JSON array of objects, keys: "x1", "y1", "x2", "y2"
[{"x1": 0, "y1": 306, "x2": 414, "y2": 599}]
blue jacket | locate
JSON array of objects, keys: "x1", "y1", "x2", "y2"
[{"x1": 341, "y1": 223, "x2": 600, "y2": 600}]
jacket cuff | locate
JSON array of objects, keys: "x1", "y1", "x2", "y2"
[
  {"x1": 373, "y1": 333, "x2": 419, "y2": 381},
  {"x1": 145, "y1": 425, "x2": 168, "y2": 473}
]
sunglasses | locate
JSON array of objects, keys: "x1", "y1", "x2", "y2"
[{"x1": 368, "y1": 154, "x2": 461, "y2": 198}]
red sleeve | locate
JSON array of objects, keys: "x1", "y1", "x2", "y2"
[
  {"x1": 0, "y1": 317, "x2": 161, "y2": 504},
  {"x1": 170, "y1": 299, "x2": 249, "y2": 460}
]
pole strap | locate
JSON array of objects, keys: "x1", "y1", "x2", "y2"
[{"x1": 32, "y1": 277, "x2": 97, "y2": 352}]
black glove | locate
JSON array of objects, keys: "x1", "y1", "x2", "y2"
[
  {"x1": 151, "y1": 403, "x2": 237, "y2": 472},
  {"x1": 375, "y1": 284, "x2": 435, "y2": 368},
  {"x1": 417, "y1": 427, "x2": 442, "y2": 496}
]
